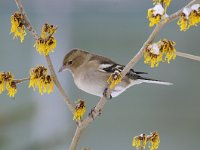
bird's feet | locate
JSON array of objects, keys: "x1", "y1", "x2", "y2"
[
  {"x1": 103, "y1": 88, "x2": 112, "y2": 99},
  {"x1": 112, "y1": 70, "x2": 122, "y2": 80},
  {"x1": 88, "y1": 106, "x2": 102, "y2": 120}
]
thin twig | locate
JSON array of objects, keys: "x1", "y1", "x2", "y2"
[
  {"x1": 176, "y1": 51, "x2": 200, "y2": 62},
  {"x1": 69, "y1": 127, "x2": 84, "y2": 150},
  {"x1": 69, "y1": 0, "x2": 199, "y2": 149},
  {"x1": 15, "y1": 0, "x2": 39, "y2": 39},
  {"x1": 14, "y1": 77, "x2": 30, "y2": 84},
  {"x1": 14, "y1": 0, "x2": 75, "y2": 113},
  {"x1": 45, "y1": 55, "x2": 75, "y2": 112}
]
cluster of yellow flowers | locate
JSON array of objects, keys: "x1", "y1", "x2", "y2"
[
  {"x1": 132, "y1": 131, "x2": 160, "y2": 150},
  {"x1": 147, "y1": 4, "x2": 165, "y2": 27},
  {"x1": 41, "y1": 23, "x2": 57, "y2": 38},
  {"x1": 153, "y1": 0, "x2": 171, "y2": 10},
  {"x1": 107, "y1": 70, "x2": 122, "y2": 90},
  {"x1": 73, "y1": 100, "x2": 86, "y2": 121},
  {"x1": 144, "y1": 39, "x2": 176, "y2": 68},
  {"x1": 10, "y1": 11, "x2": 26, "y2": 43},
  {"x1": 148, "y1": 0, "x2": 171, "y2": 27},
  {"x1": 34, "y1": 23, "x2": 57, "y2": 56},
  {"x1": 149, "y1": 132, "x2": 160, "y2": 150},
  {"x1": 132, "y1": 134, "x2": 147, "y2": 150},
  {"x1": 177, "y1": 4, "x2": 200, "y2": 31},
  {"x1": 0, "y1": 72, "x2": 17, "y2": 97},
  {"x1": 160, "y1": 39, "x2": 176, "y2": 63},
  {"x1": 29, "y1": 66, "x2": 54, "y2": 95}
]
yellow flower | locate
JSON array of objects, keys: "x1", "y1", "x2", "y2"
[
  {"x1": 43, "y1": 75, "x2": 54, "y2": 94},
  {"x1": 0, "y1": 73, "x2": 5, "y2": 94},
  {"x1": 132, "y1": 136, "x2": 141, "y2": 150},
  {"x1": 153, "y1": 0, "x2": 171, "y2": 10},
  {"x1": 142, "y1": 134, "x2": 148, "y2": 149},
  {"x1": 160, "y1": 39, "x2": 176, "y2": 63},
  {"x1": 178, "y1": 5, "x2": 200, "y2": 31},
  {"x1": 41, "y1": 23, "x2": 57, "y2": 38},
  {"x1": 177, "y1": 12, "x2": 189, "y2": 31},
  {"x1": 29, "y1": 66, "x2": 54, "y2": 95},
  {"x1": 107, "y1": 70, "x2": 122, "y2": 90},
  {"x1": 73, "y1": 100, "x2": 86, "y2": 121},
  {"x1": 148, "y1": 10, "x2": 161, "y2": 27},
  {"x1": 147, "y1": 4, "x2": 165, "y2": 27},
  {"x1": 132, "y1": 131, "x2": 160, "y2": 150},
  {"x1": 0, "y1": 72, "x2": 17, "y2": 97},
  {"x1": 163, "y1": 0, "x2": 171, "y2": 9},
  {"x1": 188, "y1": 4, "x2": 200, "y2": 27},
  {"x1": 144, "y1": 43, "x2": 163, "y2": 68},
  {"x1": 10, "y1": 11, "x2": 26, "y2": 43},
  {"x1": 144, "y1": 39, "x2": 176, "y2": 67},
  {"x1": 6, "y1": 81, "x2": 17, "y2": 97},
  {"x1": 149, "y1": 131, "x2": 160, "y2": 150},
  {"x1": 34, "y1": 23, "x2": 57, "y2": 56},
  {"x1": 34, "y1": 36, "x2": 56, "y2": 56}
]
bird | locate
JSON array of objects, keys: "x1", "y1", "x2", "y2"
[{"x1": 59, "y1": 48, "x2": 172, "y2": 98}]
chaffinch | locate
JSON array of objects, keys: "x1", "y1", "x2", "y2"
[{"x1": 59, "y1": 48, "x2": 172, "y2": 98}]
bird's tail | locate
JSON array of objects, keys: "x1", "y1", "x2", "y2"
[{"x1": 138, "y1": 77, "x2": 173, "y2": 85}]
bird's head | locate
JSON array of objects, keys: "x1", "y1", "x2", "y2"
[{"x1": 59, "y1": 48, "x2": 88, "y2": 73}]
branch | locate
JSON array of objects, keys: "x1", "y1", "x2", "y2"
[
  {"x1": 13, "y1": 0, "x2": 200, "y2": 149},
  {"x1": 69, "y1": 96, "x2": 107, "y2": 150},
  {"x1": 45, "y1": 55, "x2": 75, "y2": 112},
  {"x1": 121, "y1": 0, "x2": 198, "y2": 77},
  {"x1": 69, "y1": 127, "x2": 84, "y2": 150},
  {"x1": 69, "y1": 0, "x2": 199, "y2": 149},
  {"x1": 14, "y1": 0, "x2": 75, "y2": 113},
  {"x1": 176, "y1": 51, "x2": 200, "y2": 62},
  {"x1": 14, "y1": 77, "x2": 29, "y2": 84}
]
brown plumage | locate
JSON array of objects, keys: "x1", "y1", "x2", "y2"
[{"x1": 59, "y1": 49, "x2": 172, "y2": 98}]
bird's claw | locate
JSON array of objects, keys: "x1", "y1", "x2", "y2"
[
  {"x1": 103, "y1": 88, "x2": 112, "y2": 99},
  {"x1": 113, "y1": 70, "x2": 121, "y2": 80}
]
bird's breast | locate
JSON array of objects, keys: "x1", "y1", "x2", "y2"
[
  {"x1": 73, "y1": 71, "x2": 135, "y2": 97},
  {"x1": 74, "y1": 71, "x2": 108, "y2": 97}
]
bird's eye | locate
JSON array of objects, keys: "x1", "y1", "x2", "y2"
[{"x1": 68, "y1": 60, "x2": 73, "y2": 65}]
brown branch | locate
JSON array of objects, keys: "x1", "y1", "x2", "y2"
[
  {"x1": 14, "y1": 0, "x2": 75, "y2": 113},
  {"x1": 14, "y1": 77, "x2": 30, "y2": 84},
  {"x1": 69, "y1": 127, "x2": 84, "y2": 150},
  {"x1": 15, "y1": 0, "x2": 39, "y2": 40},
  {"x1": 121, "y1": 0, "x2": 198, "y2": 77},
  {"x1": 13, "y1": 0, "x2": 199, "y2": 149},
  {"x1": 45, "y1": 55, "x2": 75, "y2": 112},
  {"x1": 176, "y1": 51, "x2": 200, "y2": 61},
  {"x1": 69, "y1": 0, "x2": 199, "y2": 149}
]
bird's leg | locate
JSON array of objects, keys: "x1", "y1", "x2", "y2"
[
  {"x1": 88, "y1": 107, "x2": 102, "y2": 119},
  {"x1": 113, "y1": 70, "x2": 121, "y2": 80},
  {"x1": 103, "y1": 88, "x2": 112, "y2": 99}
]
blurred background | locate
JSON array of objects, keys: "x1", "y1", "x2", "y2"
[{"x1": 0, "y1": 0, "x2": 200, "y2": 150}]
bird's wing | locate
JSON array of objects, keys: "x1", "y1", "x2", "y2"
[
  {"x1": 98, "y1": 63, "x2": 147, "y2": 79},
  {"x1": 89, "y1": 54, "x2": 147, "y2": 77}
]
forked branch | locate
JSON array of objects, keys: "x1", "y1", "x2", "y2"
[
  {"x1": 14, "y1": 0, "x2": 75, "y2": 113},
  {"x1": 70, "y1": 0, "x2": 199, "y2": 149}
]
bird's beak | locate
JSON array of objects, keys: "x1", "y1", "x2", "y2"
[{"x1": 58, "y1": 66, "x2": 65, "y2": 73}]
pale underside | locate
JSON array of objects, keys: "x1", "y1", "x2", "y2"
[{"x1": 73, "y1": 69, "x2": 142, "y2": 97}]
